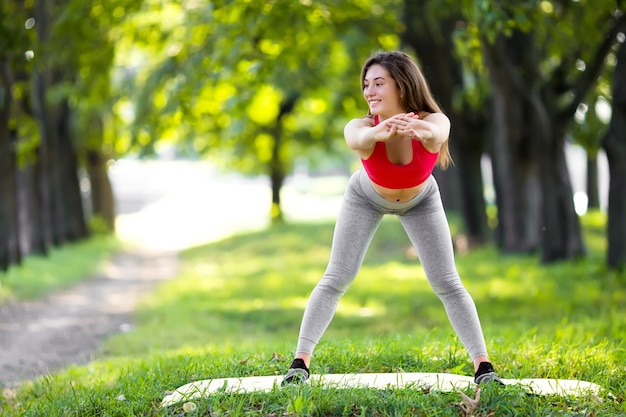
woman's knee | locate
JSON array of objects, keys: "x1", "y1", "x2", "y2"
[
  {"x1": 317, "y1": 271, "x2": 355, "y2": 295},
  {"x1": 428, "y1": 272, "x2": 467, "y2": 297}
]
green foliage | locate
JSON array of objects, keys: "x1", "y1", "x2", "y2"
[
  {"x1": 50, "y1": 0, "x2": 145, "y2": 157},
  {"x1": 5, "y1": 213, "x2": 625, "y2": 415},
  {"x1": 88, "y1": 214, "x2": 113, "y2": 236},
  {"x1": 1, "y1": 0, "x2": 145, "y2": 164},
  {"x1": 468, "y1": 0, "x2": 536, "y2": 41},
  {"x1": 0, "y1": 235, "x2": 120, "y2": 303},
  {"x1": 1, "y1": 1, "x2": 37, "y2": 167},
  {"x1": 0, "y1": 1, "x2": 33, "y2": 59},
  {"x1": 118, "y1": 0, "x2": 403, "y2": 174}
]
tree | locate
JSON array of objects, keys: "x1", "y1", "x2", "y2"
[
  {"x1": 123, "y1": 0, "x2": 403, "y2": 222},
  {"x1": 402, "y1": 0, "x2": 492, "y2": 246},
  {"x1": 466, "y1": 1, "x2": 621, "y2": 262},
  {"x1": 47, "y1": 0, "x2": 144, "y2": 233},
  {"x1": 0, "y1": 55, "x2": 20, "y2": 271},
  {"x1": 0, "y1": 0, "x2": 31, "y2": 269},
  {"x1": 572, "y1": 100, "x2": 609, "y2": 211},
  {"x1": 0, "y1": 0, "x2": 143, "y2": 271},
  {"x1": 602, "y1": 28, "x2": 626, "y2": 270},
  {"x1": 32, "y1": 0, "x2": 89, "y2": 247}
]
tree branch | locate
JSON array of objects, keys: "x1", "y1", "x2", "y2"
[{"x1": 559, "y1": 13, "x2": 626, "y2": 122}]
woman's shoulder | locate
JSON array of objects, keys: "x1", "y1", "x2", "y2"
[
  {"x1": 420, "y1": 111, "x2": 449, "y2": 123},
  {"x1": 345, "y1": 115, "x2": 374, "y2": 130},
  {"x1": 349, "y1": 114, "x2": 374, "y2": 123}
]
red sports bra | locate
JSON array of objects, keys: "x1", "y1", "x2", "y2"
[{"x1": 361, "y1": 116, "x2": 438, "y2": 189}]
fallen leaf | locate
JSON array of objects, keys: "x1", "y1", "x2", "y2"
[
  {"x1": 2, "y1": 389, "x2": 17, "y2": 401},
  {"x1": 182, "y1": 401, "x2": 197, "y2": 413},
  {"x1": 458, "y1": 386, "x2": 481, "y2": 416}
]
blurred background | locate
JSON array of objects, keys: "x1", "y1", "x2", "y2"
[{"x1": 1, "y1": 0, "x2": 624, "y2": 270}]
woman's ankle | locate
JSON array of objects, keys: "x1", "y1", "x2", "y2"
[
  {"x1": 295, "y1": 353, "x2": 311, "y2": 368},
  {"x1": 472, "y1": 355, "x2": 490, "y2": 372}
]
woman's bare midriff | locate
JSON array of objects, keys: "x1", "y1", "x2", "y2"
[{"x1": 370, "y1": 180, "x2": 427, "y2": 203}]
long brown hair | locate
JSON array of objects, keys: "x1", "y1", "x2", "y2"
[{"x1": 360, "y1": 51, "x2": 452, "y2": 169}]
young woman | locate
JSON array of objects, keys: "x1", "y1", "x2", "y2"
[{"x1": 283, "y1": 51, "x2": 502, "y2": 386}]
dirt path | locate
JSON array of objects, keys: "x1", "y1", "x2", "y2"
[{"x1": 0, "y1": 248, "x2": 178, "y2": 389}]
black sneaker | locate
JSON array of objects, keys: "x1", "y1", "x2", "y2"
[
  {"x1": 281, "y1": 358, "x2": 310, "y2": 386},
  {"x1": 474, "y1": 361, "x2": 504, "y2": 385}
]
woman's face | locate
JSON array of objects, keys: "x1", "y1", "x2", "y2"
[{"x1": 362, "y1": 64, "x2": 403, "y2": 119}]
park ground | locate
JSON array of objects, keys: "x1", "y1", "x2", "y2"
[
  {"x1": 1, "y1": 157, "x2": 624, "y2": 416},
  {"x1": 0, "y1": 159, "x2": 345, "y2": 389}
]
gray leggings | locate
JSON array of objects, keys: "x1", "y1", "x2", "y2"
[{"x1": 296, "y1": 169, "x2": 488, "y2": 361}]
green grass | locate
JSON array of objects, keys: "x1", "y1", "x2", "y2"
[
  {"x1": 0, "y1": 234, "x2": 121, "y2": 304},
  {"x1": 3, "y1": 212, "x2": 626, "y2": 416}
]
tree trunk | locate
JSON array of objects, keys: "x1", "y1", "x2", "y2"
[
  {"x1": 32, "y1": 0, "x2": 56, "y2": 249},
  {"x1": 269, "y1": 93, "x2": 299, "y2": 224},
  {"x1": 538, "y1": 125, "x2": 586, "y2": 262},
  {"x1": 482, "y1": 33, "x2": 541, "y2": 253},
  {"x1": 542, "y1": 14, "x2": 626, "y2": 261},
  {"x1": 586, "y1": 152, "x2": 600, "y2": 210},
  {"x1": 16, "y1": 165, "x2": 46, "y2": 256},
  {"x1": 432, "y1": 169, "x2": 461, "y2": 212},
  {"x1": 452, "y1": 114, "x2": 491, "y2": 245},
  {"x1": 87, "y1": 150, "x2": 116, "y2": 231},
  {"x1": 269, "y1": 157, "x2": 284, "y2": 224},
  {"x1": 56, "y1": 99, "x2": 89, "y2": 241},
  {"x1": 10, "y1": 64, "x2": 48, "y2": 256},
  {"x1": 44, "y1": 80, "x2": 66, "y2": 245},
  {"x1": 401, "y1": 1, "x2": 490, "y2": 245},
  {"x1": 269, "y1": 122, "x2": 285, "y2": 224},
  {"x1": 483, "y1": 29, "x2": 587, "y2": 261},
  {"x1": 0, "y1": 58, "x2": 22, "y2": 270},
  {"x1": 602, "y1": 38, "x2": 626, "y2": 271},
  {"x1": 85, "y1": 114, "x2": 116, "y2": 231},
  {"x1": 32, "y1": 1, "x2": 87, "y2": 245}
]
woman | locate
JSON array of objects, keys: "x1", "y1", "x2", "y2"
[{"x1": 283, "y1": 51, "x2": 502, "y2": 386}]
